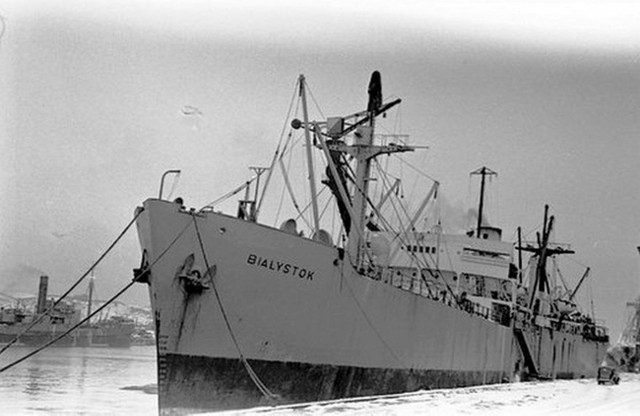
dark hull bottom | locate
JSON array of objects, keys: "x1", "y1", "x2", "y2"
[{"x1": 159, "y1": 353, "x2": 506, "y2": 413}]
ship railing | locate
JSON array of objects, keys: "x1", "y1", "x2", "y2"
[
  {"x1": 549, "y1": 318, "x2": 583, "y2": 335},
  {"x1": 539, "y1": 317, "x2": 610, "y2": 342},
  {"x1": 385, "y1": 269, "x2": 456, "y2": 305},
  {"x1": 381, "y1": 266, "x2": 501, "y2": 323},
  {"x1": 514, "y1": 309, "x2": 590, "y2": 333}
]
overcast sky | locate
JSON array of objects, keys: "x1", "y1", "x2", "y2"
[{"x1": 1, "y1": 0, "x2": 639, "y2": 338}]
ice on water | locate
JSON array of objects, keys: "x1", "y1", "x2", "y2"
[{"x1": 222, "y1": 373, "x2": 640, "y2": 416}]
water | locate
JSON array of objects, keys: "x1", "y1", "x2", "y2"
[
  {"x1": 4, "y1": 344, "x2": 638, "y2": 415},
  {"x1": 0, "y1": 346, "x2": 157, "y2": 415}
]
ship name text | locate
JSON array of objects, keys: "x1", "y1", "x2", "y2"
[{"x1": 247, "y1": 254, "x2": 315, "y2": 281}]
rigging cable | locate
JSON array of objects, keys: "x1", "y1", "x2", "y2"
[
  {"x1": 0, "y1": 209, "x2": 144, "y2": 357},
  {"x1": 369, "y1": 106, "x2": 401, "y2": 200},
  {"x1": 373, "y1": 161, "x2": 420, "y2": 239},
  {"x1": 342, "y1": 255, "x2": 406, "y2": 367},
  {"x1": 191, "y1": 214, "x2": 278, "y2": 403},
  {"x1": 273, "y1": 132, "x2": 294, "y2": 225},
  {"x1": 0, "y1": 210, "x2": 193, "y2": 373},
  {"x1": 273, "y1": 131, "x2": 309, "y2": 227},
  {"x1": 311, "y1": 104, "x2": 460, "y2": 306},
  {"x1": 374, "y1": 161, "x2": 433, "y2": 253},
  {"x1": 391, "y1": 153, "x2": 439, "y2": 183},
  {"x1": 257, "y1": 77, "x2": 301, "y2": 216},
  {"x1": 0, "y1": 281, "x2": 137, "y2": 374},
  {"x1": 305, "y1": 82, "x2": 326, "y2": 120},
  {"x1": 278, "y1": 154, "x2": 314, "y2": 231},
  {"x1": 552, "y1": 257, "x2": 571, "y2": 296},
  {"x1": 371, "y1": 162, "x2": 463, "y2": 307},
  {"x1": 565, "y1": 254, "x2": 590, "y2": 270},
  {"x1": 200, "y1": 176, "x2": 256, "y2": 210},
  {"x1": 295, "y1": 186, "x2": 330, "y2": 218},
  {"x1": 304, "y1": 187, "x2": 331, "y2": 225}
]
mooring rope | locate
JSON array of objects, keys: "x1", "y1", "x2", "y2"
[
  {"x1": 0, "y1": 213, "x2": 193, "y2": 374},
  {"x1": 190, "y1": 213, "x2": 278, "y2": 403},
  {"x1": 0, "y1": 209, "x2": 144, "y2": 357},
  {"x1": 0, "y1": 278, "x2": 137, "y2": 374}
]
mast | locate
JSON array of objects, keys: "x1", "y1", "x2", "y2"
[
  {"x1": 298, "y1": 75, "x2": 321, "y2": 235},
  {"x1": 349, "y1": 128, "x2": 374, "y2": 264},
  {"x1": 249, "y1": 166, "x2": 268, "y2": 221},
  {"x1": 237, "y1": 180, "x2": 251, "y2": 219},
  {"x1": 528, "y1": 206, "x2": 552, "y2": 309},
  {"x1": 517, "y1": 226, "x2": 523, "y2": 284},
  {"x1": 87, "y1": 272, "x2": 94, "y2": 325},
  {"x1": 470, "y1": 166, "x2": 497, "y2": 238},
  {"x1": 292, "y1": 72, "x2": 410, "y2": 267},
  {"x1": 348, "y1": 71, "x2": 382, "y2": 266},
  {"x1": 517, "y1": 205, "x2": 575, "y2": 313},
  {"x1": 538, "y1": 205, "x2": 552, "y2": 293}
]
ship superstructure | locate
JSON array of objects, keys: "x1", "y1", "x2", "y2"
[
  {"x1": 134, "y1": 72, "x2": 608, "y2": 413},
  {"x1": 0, "y1": 275, "x2": 81, "y2": 346}
]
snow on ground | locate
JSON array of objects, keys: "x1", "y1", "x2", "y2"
[{"x1": 220, "y1": 373, "x2": 640, "y2": 416}]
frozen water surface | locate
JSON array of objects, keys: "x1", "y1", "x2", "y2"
[{"x1": 222, "y1": 373, "x2": 640, "y2": 416}]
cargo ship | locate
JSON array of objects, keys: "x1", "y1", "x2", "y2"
[
  {"x1": 0, "y1": 275, "x2": 134, "y2": 348},
  {"x1": 134, "y1": 72, "x2": 609, "y2": 413},
  {"x1": 0, "y1": 275, "x2": 81, "y2": 346}
]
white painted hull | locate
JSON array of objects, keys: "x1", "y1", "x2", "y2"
[{"x1": 135, "y1": 199, "x2": 606, "y2": 412}]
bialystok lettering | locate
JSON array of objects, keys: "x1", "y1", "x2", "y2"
[{"x1": 247, "y1": 253, "x2": 315, "y2": 281}]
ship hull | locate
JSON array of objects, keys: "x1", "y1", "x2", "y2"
[
  {"x1": 136, "y1": 199, "x2": 607, "y2": 413},
  {"x1": 0, "y1": 324, "x2": 78, "y2": 347},
  {"x1": 159, "y1": 354, "x2": 505, "y2": 411},
  {"x1": 1, "y1": 324, "x2": 133, "y2": 348},
  {"x1": 19, "y1": 332, "x2": 77, "y2": 347},
  {"x1": 77, "y1": 329, "x2": 134, "y2": 348}
]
